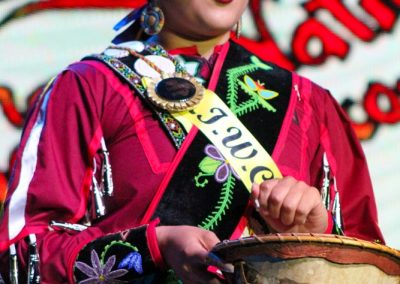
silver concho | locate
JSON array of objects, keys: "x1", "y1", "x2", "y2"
[{"x1": 145, "y1": 73, "x2": 204, "y2": 112}]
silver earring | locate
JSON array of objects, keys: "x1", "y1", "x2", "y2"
[
  {"x1": 140, "y1": 0, "x2": 165, "y2": 35},
  {"x1": 235, "y1": 17, "x2": 242, "y2": 39}
]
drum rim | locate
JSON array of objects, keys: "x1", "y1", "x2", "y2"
[
  {"x1": 212, "y1": 233, "x2": 400, "y2": 276},
  {"x1": 213, "y1": 233, "x2": 400, "y2": 259}
]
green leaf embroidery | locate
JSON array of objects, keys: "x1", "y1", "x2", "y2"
[
  {"x1": 199, "y1": 156, "x2": 222, "y2": 174},
  {"x1": 200, "y1": 174, "x2": 235, "y2": 230},
  {"x1": 100, "y1": 240, "x2": 138, "y2": 264}
]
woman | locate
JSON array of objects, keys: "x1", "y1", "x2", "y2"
[{"x1": 0, "y1": 0, "x2": 384, "y2": 283}]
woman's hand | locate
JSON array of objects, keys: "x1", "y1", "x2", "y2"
[
  {"x1": 251, "y1": 176, "x2": 328, "y2": 233},
  {"x1": 156, "y1": 225, "x2": 222, "y2": 284}
]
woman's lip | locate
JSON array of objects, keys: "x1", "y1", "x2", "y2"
[{"x1": 215, "y1": 0, "x2": 233, "y2": 4}]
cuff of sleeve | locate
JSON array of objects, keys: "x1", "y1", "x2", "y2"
[
  {"x1": 324, "y1": 210, "x2": 334, "y2": 234},
  {"x1": 67, "y1": 227, "x2": 104, "y2": 284},
  {"x1": 146, "y1": 218, "x2": 166, "y2": 270},
  {"x1": 73, "y1": 224, "x2": 159, "y2": 283}
]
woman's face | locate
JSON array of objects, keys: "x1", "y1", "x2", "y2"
[{"x1": 159, "y1": 0, "x2": 249, "y2": 40}]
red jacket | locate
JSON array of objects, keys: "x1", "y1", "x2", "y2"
[{"x1": 0, "y1": 40, "x2": 384, "y2": 283}]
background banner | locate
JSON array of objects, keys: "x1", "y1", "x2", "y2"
[{"x1": 0, "y1": 0, "x2": 399, "y2": 248}]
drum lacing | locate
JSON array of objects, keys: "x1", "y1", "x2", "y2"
[{"x1": 237, "y1": 261, "x2": 251, "y2": 284}]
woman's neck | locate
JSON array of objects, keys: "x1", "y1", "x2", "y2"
[{"x1": 157, "y1": 30, "x2": 230, "y2": 59}]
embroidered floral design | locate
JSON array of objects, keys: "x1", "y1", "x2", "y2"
[
  {"x1": 226, "y1": 55, "x2": 278, "y2": 116},
  {"x1": 195, "y1": 144, "x2": 240, "y2": 187},
  {"x1": 75, "y1": 250, "x2": 128, "y2": 283},
  {"x1": 243, "y1": 75, "x2": 279, "y2": 100},
  {"x1": 200, "y1": 173, "x2": 235, "y2": 230},
  {"x1": 194, "y1": 144, "x2": 236, "y2": 230},
  {"x1": 118, "y1": 252, "x2": 143, "y2": 274}
]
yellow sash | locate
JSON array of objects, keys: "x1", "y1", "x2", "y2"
[{"x1": 172, "y1": 89, "x2": 282, "y2": 192}]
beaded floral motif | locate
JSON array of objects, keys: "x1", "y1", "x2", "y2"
[
  {"x1": 75, "y1": 250, "x2": 128, "y2": 284},
  {"x1": 195, "y1": 144, "x2": 237, "y2": 231},
  {"x1": 100, "y1": 240, "x2": 143, "y2": 275},
  {"x1": 227, "y1": 56, "x2": 278, "y2": 115},
  {"x1": 118, "y1": 252, "x2": 143, "y2": 274},
  {"x1": 195, "y1": 144, "x2": 240, "y2": 187}
]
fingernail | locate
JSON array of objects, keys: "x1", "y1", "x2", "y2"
[
  {"x1": 254, "y1": 199, "x2": 260, "y2": 212},
  {"x1": 206, "y1": 253, "x2": 234, "y2": 273}
]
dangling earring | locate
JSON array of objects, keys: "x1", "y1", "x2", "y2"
[
  {"x1": 140, "y1": 0, "x2": 165, "y2": 35},
  {"x1": 235, "y1": 17, "x2": 242, "y2": 39}
]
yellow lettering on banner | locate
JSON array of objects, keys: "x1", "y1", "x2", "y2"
[{"x1": 172, "y1": 89, "x2": 282, "y2": 192}]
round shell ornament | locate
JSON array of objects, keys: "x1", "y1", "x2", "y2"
[
  {"x1": 104, "y1": 48, "x2": 129, "y2": 58},
  {"x1": 134, "y1": 55, "x2": 175, "y2": 78}
]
